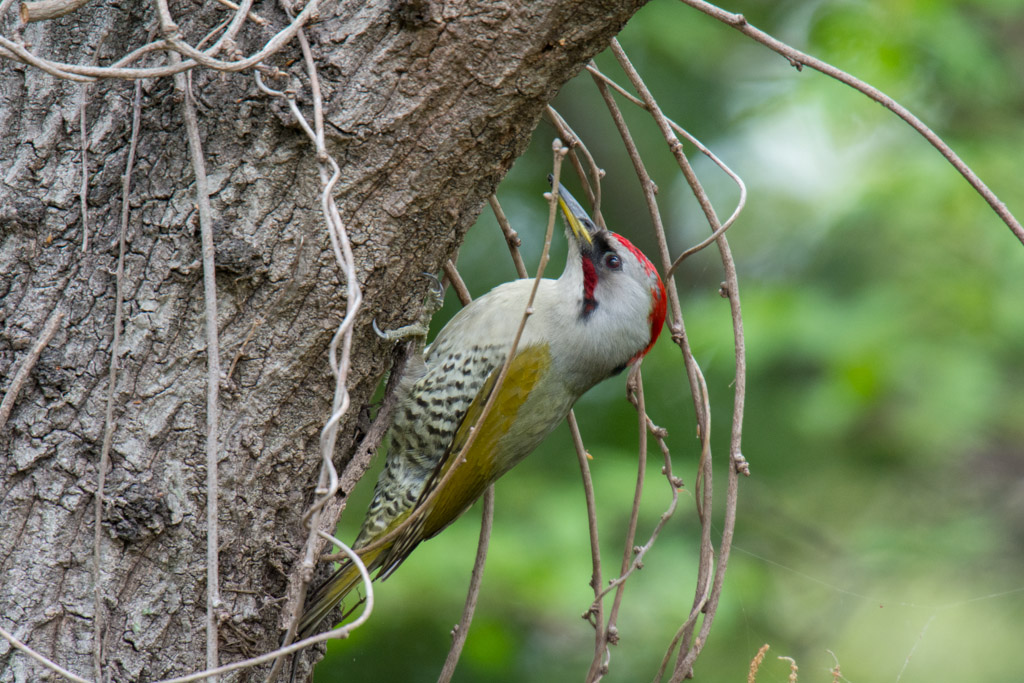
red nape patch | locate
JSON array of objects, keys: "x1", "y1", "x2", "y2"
[
  {"x1": 647, "y1": 277, "x2": 667, "y2": 351},
  {"x1": 581, "y1": 256, "x2": 598, "y2": 303}
]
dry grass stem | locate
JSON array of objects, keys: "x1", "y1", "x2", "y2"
[
  {"x1": 827, "y1": 649, "x2": 843, "y2": 683},
  {"x1": 778, "y1": 655, "x2": 799, "y2": 683},
  {"x1": 748, "y1": 644, "x2": 769, "y2": 683}
]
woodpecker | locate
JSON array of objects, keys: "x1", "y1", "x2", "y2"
[{"x1": 298, "y1": 182, "x2": 667, "y2": 637}]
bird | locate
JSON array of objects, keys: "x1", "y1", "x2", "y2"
[{"x1": 297, "y1": 181, "x2": 667, "y2": 637}]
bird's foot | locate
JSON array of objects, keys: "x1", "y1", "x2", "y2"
[{"x1": 372, "y1": 272, "x2": 445, "y2": 342}]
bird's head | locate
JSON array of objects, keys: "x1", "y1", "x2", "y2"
[{"x1": 553, "y1": 182, "x2": 667, "y2": 368}]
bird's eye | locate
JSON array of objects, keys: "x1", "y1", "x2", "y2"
[{"x1": 604, "y1": 253, "x2": 622, "y2": 270}]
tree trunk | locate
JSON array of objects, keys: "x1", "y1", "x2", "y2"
[{"x1": 0, "y1": 0, "x2": 647, "y2": 680}]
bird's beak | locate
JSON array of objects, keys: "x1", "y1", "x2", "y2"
[{"x1": 553, "y1": 182, "x2": 594, "y2": 246}]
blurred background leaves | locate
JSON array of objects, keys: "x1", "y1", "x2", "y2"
[{"x1": 317, "y1": 0, "x2": 1024, "y2": 680}]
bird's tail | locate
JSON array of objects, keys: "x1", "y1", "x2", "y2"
[{"x1": 297, "y1": 544, "x2": 384, "y2": 638}]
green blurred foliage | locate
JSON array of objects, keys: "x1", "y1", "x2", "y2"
[{"x1": 317, "y1": 1, "x2": 1024, "y2": 680}]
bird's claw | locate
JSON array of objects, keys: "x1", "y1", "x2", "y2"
[{"x1": 420, "y1": 272, "x2": 445, "y2": 315}]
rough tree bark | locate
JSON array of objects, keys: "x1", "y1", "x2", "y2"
[{"x1": 0, "y1": 0, "x2": 649, "y2": 680}]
